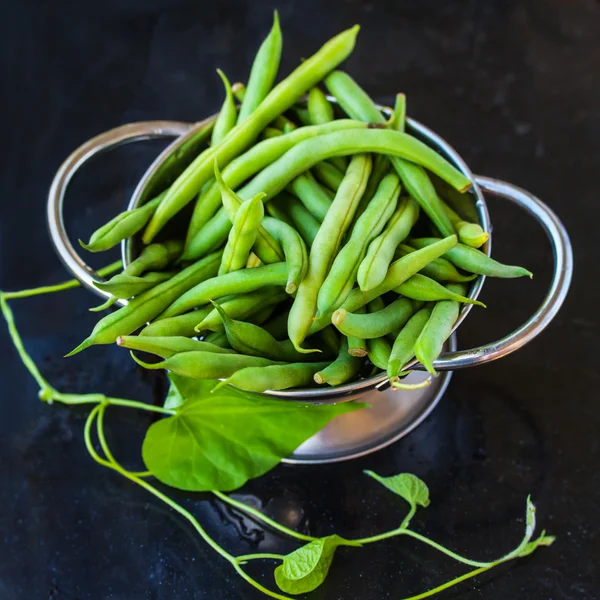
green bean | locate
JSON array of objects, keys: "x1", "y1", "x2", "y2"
[
  {"x1": 414, "y1": 284, "x2": 466, "y2": 375},
  {"x1": 367, "y1": 336, "x2": 392, "y2": 370},
  {"x1": 143, "y1": 25, "x2": 360, "y2": 242},
  {"x1": 94, "y1": 240, "x2": 182, "y2": 297},
  {"x1": 140, "y1": 308, "x2": 213, "y2": 337},
  {"x1": 347, "y1": 335, "x2": 368, "y2": 357},
  {"x1": 184, "y1": 209, "x2": 232, "y2": 259},
  {"x1": 442, "y1": 201, "x2": 488, "y2": 248},
  {"x1": 194, "y1": 287, "x2": 288, "y2": 332},
  {"x1": 262, "y1": 127, "x2": 284, "y2": 139},
  {"x1": 286, "y1": 195, "x2": 321, "y2": 246},
  {"x1": 272, "y1": 115, "x2": 297, "y2": 133},
  {"x1": 312, "y1": 160, "x2": 344, "y2": 192},
  {"x1": 161, "y1": 262, "x2": 288, "y2": 318},
  {"x1": 390, "y1": 93, "x2": 406, "y2": 132},
  {"x1": 203, "y1": 331, "x2": 231, "y2": 348},
  {"x1": 317, "y1": 172, "x2": 400, "y2": 314},
  {"x1": 357, "y1": 196, "x2": 419, "y2": 291},
  {"x1": 265, "y1": 193, "x2": 296, "y2": 227},
  {"x1": 232, "y1": 81, "x2": 246, "y2": 102},
  {"x1": 212, "y1": 70, "x2": 238, "y2": 145},
  {"x1": 67, "y1": 251, "x2": 222, "y2": 355},
  {"x1": 217, "y1": 362, "x2": 329, "y2": 393},
  {"x1": 394, "y1": 273, "x2": 485, "y2": 306},
  {"x1": 261, "y1": 308, "x2": 290, "y2": 340},
  {"x1": 94, "y1": 270, "x2": 175, "y2": 299},
  {"x1": 237, "y1": 128, "x2": 471, "y2": 205},
  {"x1": 293, "y1": 107, "x2": 312, "y2": 126},
  {"x1": 237, "y1": 12, "x2": 282, "y2": 123},
  {"x1": 219, "y1": 192, "x2": 265, "y2": 275},
  {"x1": 89, "y1": 296, "x2": 119, "y2": 313},
  {"x1": 212, "y1": 301, "x2": 318, "y2": 362},
  {"x1": 337, "y1": 235, "x2": 458, "y2": 315},
  {"x1": 79, "y1": 193, "x2": 164, "y2": 253},
  {"x1": 314, "y1": 338, "x2": 363, "y2": 385},
  {"x1": 215, "y1": 163, "x2": 284, "y2": 264},
  {"x1": 306, "y1": 87, "x2": 346, "y2": 171},
  {"x1": 325, "y1": 70, "x2": 457, "y2": 236},
  {"x1": 308, "y1": 87, "x2": 335, "y2": 124},
  {"x1": 116, "y1": 335, "x2": 235, "y2": 359},
  {"x1": 131, "y1": 350, "x2": 282, "y2": 379},
  {"x1": 356, "y1": 154, "x2": 389, "y2": 215},
  {"x1": 287, "y1": 154, "x2": 372, "y2": 352},
  {"x1": 245, "y1": 252, "x2": 262, "y2": 268},
  {"x1": 396, "y1": 244, "x2": 477, "y2": 283},
  {"x1": 409, "y1": 237, "x2": 533, "y2": 278},
  {"x1": 288, "y1": 171, "x2": 333, "y2": 221},
  {"x1": 387, "y1": 305, "x2": 433, "y2": 381},
  {"x1": 262, "y1": 217, "x2": 308, "y2": 293},
  {"x1": 431, "y1": 174, "x2": 480, "y2": 223},
  {"x1": 182, "y1": 120, "x2": 365, "y2": 255},
  {"x1": 332, "y1": 297, "x2": 414, "y2": 339}
]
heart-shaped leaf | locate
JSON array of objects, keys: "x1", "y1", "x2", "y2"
[
  {"x1": 364, "y1": 471, "x2": 430, "y2": 508},
  {"x1": 274, "y1": 535, "x2": 360, "y2": 595},
  {"x1": 144, "y1": 375, "x2": 365, "y2": 491}
]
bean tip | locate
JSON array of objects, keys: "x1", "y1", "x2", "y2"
[
  {"x1": 285, "y1": 282, "x2": 297, "y2": 295},
  {"x1": 331, "y1": 309, "x2": 346, "y2": 326},
  {"x1": 314, "y1": 373, "x2": 325, "y2": 385},
  {"x1": 64, "y1": 338, "x2": 91, "y2": 357}
]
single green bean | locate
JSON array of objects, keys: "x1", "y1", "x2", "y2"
[
  {"x1": 390, "y1": 93, "x2": 406, "y2": 132},
  {"x1": 161, "y1": 262, "x2": 288, "y2": 318},
  {"x1": 308, "y1": 87, "x2": 335, "y2": 124},
  {"x1": 317, "y1": 172, "x2": 400, "y2": 314},
  {"x1": 442, "y1": 201, "x2": 488, "y2": 248},
  {"x1": 203, "y1": 331, "x2": 231, "y2": 348},
  {"x1": 288, "y1": 154, "x2": 372, "y2": 352},
  {"x1": 346, "y1": 307, "x2": 367, "y2": 357},
  {"x1": 288, "y1": 171, "x2": 333, "y2": 221},
  {"x1": 357, "y1": 196, "x2": 420, "y2": 291},
  {"x1": 117, "y1": 335, "x2": 235, "y2": 359},
  {"x1": 237, "y1": 128, "x2": 471, "y2": 205},
  {"x1": 212, "y1": 70, "x2": 238, "y2": 145},
  {"x1": 79, "y1": 193, "x2": 164, "y2": 253},
  {"x1": 219, "y1": 192, "x2": 265, "y2": 275},
  {"x1": 131, "y1": 350, "x2": 282, "y2": 379},
  {"x1": 409, "y1": 237, "x2": 533, "y2": 278},
  {"x1": 325, "y1": 70, "x2": 457, "y2": 236},
  {"x1": 184, "y1": 209, "x2": 232, "y2": 259},
  {"x1": 232, "y1": 81, "x2": 246, "y2": 102},
  {"x1": 271, "y1": 115, "x2": 297, "y2": 133},
  {"x1": 338, "y1": 235, "x2": 458, "y2": 314},
  {"x1": 143, "y1": 25, "x2": 360, "y2": 242},
  {"x1": 262, "y1": 127, "x2": 284, "y2": 139},
  {"x1": 314, "y1": 338, "x2": 363, "y2": 385},
  {"x1": 286, "y1": 195, "x2": 321, "y2": 246},
  {"x1": 332, "y1": 297, "x2": 414, "y2": 339},
  {"x1": 387, "y1": 305, "x2": 433, "y2": 381},
  {"x1": 312, "y1": 160, "x2": 344, "y2": 192},
  {"x1": 140, "y1": 308, "x2": 213, "y2": 337},
  {"x1": 67, "y1": 251, "x2": 222, "y2": 355},
  {"x1": 217, "y1": 362, "x2": 330, "y2": 393},
  {"x1": 237, "y1": 12, "x2": 282, "y2": 123},
  {"x1": 414, "y1": 284, "x2": 466, "y2": 375},
  {"x1": 262, "y1": 216, "x2": 308, "y2": 294},
  {"x1": 212, "y1": 301, "x2": 317, "y2": 362},
  {"x1": 194, "y1": 287, "x2": 288, "y2": 332},
  {"x1": 215, "y1": 163, "x2": 284, "y2": 264},
  {"x1": 367, "y1": 336, "x2": 392, "y2": 370},
  {"x1": 293, "y1": 107, "x2": 312, "y2": 126},
  {"x1": 394, "y1": 273, "x2": 485, "y2": 306},
  {"x1": 94, "y1": 270, "x2": 175, "y2": 299},
  {"x1": 396, "y1": 244, "x2": 477, "y2": 283}
]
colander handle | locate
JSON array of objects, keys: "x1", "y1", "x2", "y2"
[
  {"x1": 427, "y1": 176, "x2": 573, "y2": 371},
  {"x1": 47, "y1": 121, "x2": 194, "y2": 300}
]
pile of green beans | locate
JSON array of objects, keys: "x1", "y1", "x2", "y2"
[{"x1": 74, "y1": 15, "x2": 532, "y2": 393}]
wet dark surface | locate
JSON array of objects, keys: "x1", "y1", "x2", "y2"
[{"x1": 1, "y1": 0, "x2": 598, "y2": 598}]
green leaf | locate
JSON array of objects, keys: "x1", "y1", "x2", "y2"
[
  {"x1": 274, "y1": 535, "x2": 360, "y2": 595},
  {"x1": 364, "y1": 471, "x2": 430, "y2": 508},
  {"x1": 144, "y1": 375, "x2": 365, "y2": 491}
]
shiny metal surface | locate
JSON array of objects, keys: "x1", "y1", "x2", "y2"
[
  {"x1": 47, "y1": 113, "x2": 572, "y2": 462},
  {"x1": 46, "y1": 120, "x2": 197, "y2": 300}
]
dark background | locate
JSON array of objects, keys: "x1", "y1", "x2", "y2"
[{"x1": 1, "y1": 0, "x2": 598, "y2": 598}]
